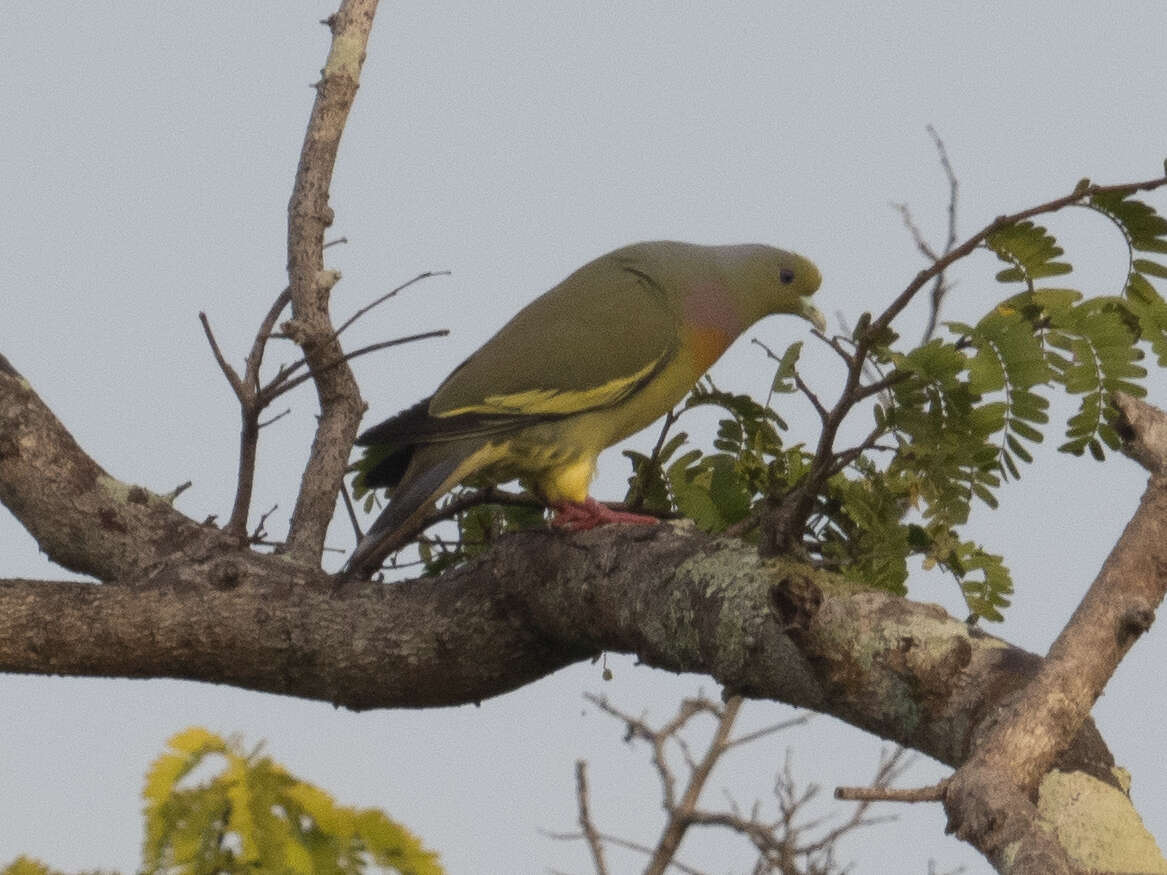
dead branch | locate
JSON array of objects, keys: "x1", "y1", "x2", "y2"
[
  {"x1": 564, "y1": 696, "x2": 918, "y2": 874},
  {"x1": 281, "y1": 1, "x2": 380, "y2": 563},
  {"x1": 573, "y1": 761, "x2": 609, "y2": 875},
  {"x1": 333, "y1": 269, "x2": 451, "y2": 338}
]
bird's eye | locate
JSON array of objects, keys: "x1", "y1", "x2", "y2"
[{"x1": 779, "y1": 269, "x2": 795, "y2": 284}]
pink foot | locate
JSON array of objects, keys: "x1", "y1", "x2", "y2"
[{"x1": 551, "y1": 496, "x2": 659, "y2": 531}]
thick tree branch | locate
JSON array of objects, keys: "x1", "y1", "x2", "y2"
[
  {"x1": 282, "y1": 2, "x2": 379, "y2": 564},
  {"x1": 943, "y1": 394, "x2": 1167, "y2": 873},
  {"x1": 0, "y1": 364, "x2": 234, "y2": 581},
  {"x1": 0, "y1": 524, "x2": 1109, "y2": 753}
]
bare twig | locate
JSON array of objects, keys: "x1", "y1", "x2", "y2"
[
  {"x1": 250, "y1": 504, "x2": 280, "y2": 545},
  {"x1": 834, "y1": 780, "x2": 947, "y2": 803},
  {"x1": 207, "y1": 2, "x2": 389, "y2": 555},
  {"x1": 198, "y1": 286, "x2": 296, "y2": 540},
  {"x1": 564, "y1": 695, "x2": 919, "y2": 875},
  {"x1": 751, "y1": 337, "x2": 829, "y2": 425},
  {"x1": 921, "y1": 126, "x2": 960, "y2": 343},
  {"x1": 258, "y1": 408, "x2": 292, "y2": 430},
  {"x1": 801, "y1": 748, "x2": 912, "y2": 853},
  {"x1": 852, "y1": 370, "x2": 905, "y2": 403},
  {"x1": 725, "y1": 713, "x2": 811, "y2": 749},
  {"x1": 543, "y1": 830, "x2": 709, "y2": 875},
  {"x1": 333, "y1": 270, "x2": 451, "y2": 338},
  {"x1": 586, "y1": 693, "x2": 686, "y2": 810},
  {"x1": 892, "y1": 128, "x2": 960, "y2": 343},
  {"x1": 644, "y1": 696, "x2": 742, "y2": 875},
  {"x1": 827, "y1": 425, "x2": 889, "y2": 476},
  {"x1": 876, "y1": 172, "x2": 1167, "y2": 338},
  {"x1": 198, "y1": 312, "x2": 246, "y2": 401},
  {"x1": 199, "y1": 309, "x2": 263, "y2": 539},
  {"x1": 204, "y1": 269, "x2": 442, "y2": 543},
  {"x1": 574, "y1": 761, "x2": 609, "y2": 875},
  {"x1": 266, "y1": 330, "x2": 449, "y2": 400},
  {"x1": 626, "y1": 407, "x2": 680, "y2": 512},
  {"x1": 339, "y1": 480, "x2": 362, "y2": 543},
  {"x1": 893, "y1": 201, "x2": 941, "y2": 262},
  {"x1": 817, "y1": 330, "x2": 855, "y2": 369},
  {"x1": 792, "y1": 372, "x2": 829, "y2": 425},
  {"x1": 421, "y1": 487, "x2": 543, "y2": 529},
  {"x1": 162, "y1": 481, "x2": 192, "y2": 503},
  {"x1": 244, "y1": 288, "x2": 292, "y2": 393}
]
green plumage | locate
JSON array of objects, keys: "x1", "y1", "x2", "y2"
[{"x1": 345, "y1": 240, "x2": 822, "y2": 577}]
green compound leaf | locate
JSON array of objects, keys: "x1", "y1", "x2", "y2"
[
  {"x1": 943, "y1": 539, "x2": 1013, "y2": 622},
  {"x1": 954, "y1": 307, "x2": 1051, "y2": 480},
  {"x1": 1044, "y1": 301, "x2": 1146, "y2": 457},
  {"x1": 1086, "y1": 191, "x2": 1167, "y2": 365},
  {"x1": 819, "y1": 469, "x2": 913, "y2": 596},
  {"x1": 666, "y1": 451, "x2": 751, "y2": 533},
  {"x1": 1090, "y1": 190, "x2": 1167, "y2": 255},
  {"x1": 985, "y1": 220, "x2": 1073, "y2": 287}
]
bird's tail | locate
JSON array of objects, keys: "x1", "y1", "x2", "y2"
[{"x1": 340, "y1": 446, "x2": 471, "y2": 580}]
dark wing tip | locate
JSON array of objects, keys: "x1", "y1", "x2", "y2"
[
  {"x1": 356, "y1": 397, "x2": 434, "y2": 446},
  {"x1": 356, "y1": 444, "x2": 415, "y2": 490}
]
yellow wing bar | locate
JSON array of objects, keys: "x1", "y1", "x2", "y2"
[{"x1": 436, "y1": 356, "x2": 664, "y2": 418}]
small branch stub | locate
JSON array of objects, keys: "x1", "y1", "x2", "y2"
[{"x1": 1114, "y1": 391, "x2": 1167, "y2": 474}]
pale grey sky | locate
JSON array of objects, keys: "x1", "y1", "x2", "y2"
[{"x1": 4, "y1": 3, "x2": 1167, "y2": 873}]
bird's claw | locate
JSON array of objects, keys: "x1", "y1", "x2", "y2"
[{"x1": 551, "y1": 497, "x2": 659, "y2": 531}]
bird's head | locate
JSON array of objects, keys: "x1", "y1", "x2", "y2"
[{"x1": 743, "y1": 245, "x2": 824, "y2": 331}]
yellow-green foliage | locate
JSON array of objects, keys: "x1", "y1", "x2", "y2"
[
  {"x1": 1, "y1": 855, "x2": 116, "y2": 875},
  {"x1": 141, "y1": 727, "x2": 442, "y2": 875},
  {"x1": 0, "y1": 859, "x2": 64, "y2": 875},
  {"x1": 2, "y1": 727, "x2": 443, "y2": 875}
]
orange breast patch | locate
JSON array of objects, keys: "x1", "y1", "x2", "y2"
[{"x1": 685, "y1": 324, "x2": 734, "y2": 373}]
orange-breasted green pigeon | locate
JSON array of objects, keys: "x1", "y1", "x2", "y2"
[{"x1": 345, "y1": 240, "x2": 822, "y2": 576}]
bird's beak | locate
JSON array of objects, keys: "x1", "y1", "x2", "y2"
[{"x1": 799, "y1": 296, "x2": 827, "y2": 332}]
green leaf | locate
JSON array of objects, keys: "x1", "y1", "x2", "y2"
[
  {"x1": 1120, "y1": 273, "x2": 1167, "y2": 366},
  {"x1": 986, "y1": 221, "x2": 1072, "y2": 286},
  {"x1": 769, "y1": 340, "x2": 804, "y2": 394},
  {"x1": 1090, "y1": 191, "x2": 1167, "y2": 254},
  {"x1": 1005, "y1": 433, "x2": 1034, "y2": 463},
  {"x1": 667, "y1": 452, "x2": 750, "y2": 532},
  {"x1": 823, "y1": 471, "x2": 913, "y2": 595},
  {"x1": 1133, "y1": 258, "x2": 1167, "y2": 279}
]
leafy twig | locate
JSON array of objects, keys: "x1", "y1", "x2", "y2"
[{"x1": 762, "y1": 169, "x2": 1167, "y2": 556}]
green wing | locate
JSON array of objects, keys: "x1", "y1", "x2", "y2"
[
  {"x1": 355, "y1": 247, "x2": 684, "y2": 493},
  {"x1": 430, "y1": 252, "x2": 681, "y2": 419}
]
